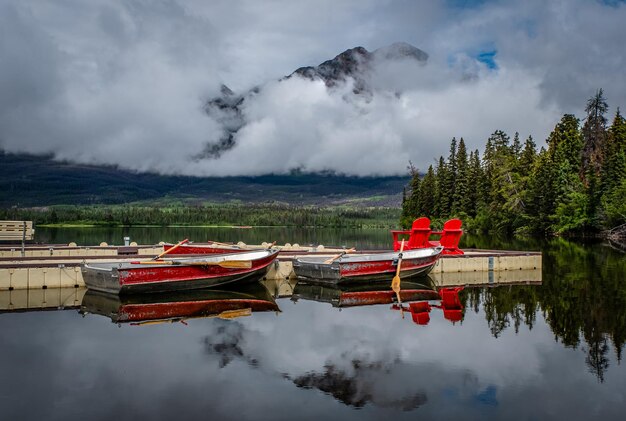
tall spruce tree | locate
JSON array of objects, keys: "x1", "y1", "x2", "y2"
[
  {"x1": 483, "y1": 130, "x2": 522, "y2": 231},
  {"x1": 444, "y1": 138, "x2": 458, "y2": 214},
  {"x1": 582, "y1": 89, "x2": 609, "y2": 180},
  {"x1": 434, "y1": 156, "x2": 448, "y2": 217},
  {"x1": 405, "y1": 168, "x2": 422, "y2": 225},
  {"x1": 418, "y1": 165, "x2": 437, "y2": 217},
  {"x1": 519, "y1": 135, "x2": 537, "y2": 177},
  {"x1": 466, "y1": 149, "x2": 484, "y2": 217},
  {"x1": 526, "y1": 148, "x2": 559, "y2": 234},
  {"x1": 452, "y1": 138, "x2": 469, "y2": 215},
  {"x1": 600, "y1": 108, "x2": 626, "y2": 226},
  {"x1": 512, "y1": 132, "x2": 522, "y2": 159},
  {"x1": 601, "y1": 108, "x2": 626, "y2": 193}
]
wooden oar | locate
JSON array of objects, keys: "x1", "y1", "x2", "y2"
[
  {"x1": 155, "y1": 239, "x2": 189, "y2": 260},
  {"x1": 130, "y1": 260, "x2": 252, "y2": 269},
  {"x1": 391, "y1": 240, "x2": 405, "y2": 306},
  {"x1": 324, "y1": 248, "x2": 356, "y2": 264}
]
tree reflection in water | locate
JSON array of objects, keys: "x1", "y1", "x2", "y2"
[{"x1": 460, "y1": 239, "x2": 625, "y2": 383}]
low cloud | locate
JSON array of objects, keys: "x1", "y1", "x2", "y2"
[{"x1": 0, "y1": 0, "x2": 624, "y2": 176}]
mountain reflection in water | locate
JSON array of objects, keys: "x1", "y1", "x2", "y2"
[{"x1": 1, "y1": 235, "x2": 626, "y2": 420}]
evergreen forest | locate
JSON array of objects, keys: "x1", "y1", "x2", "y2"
[{"x1": 401, "y1": 89, "x2": 626, "y2": 236}]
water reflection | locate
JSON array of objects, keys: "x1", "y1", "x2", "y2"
[
  {"x1": 291, "y1": 279, "x2": 441, "y2": 308},
  {"x1": 1, "y1": 233, "x2": 626, "y2": 419},
  {"x1": 80, "y1": 282, "x2": 279, "y2": 325},
  {"x1": 291, "y1": 279, "x2": 464, "y2": 326}
]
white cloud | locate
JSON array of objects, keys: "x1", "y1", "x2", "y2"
[{"x1": 0, "y1": 0, "x2": 624, "y2": 176}]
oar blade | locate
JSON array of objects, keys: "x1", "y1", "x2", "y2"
[{"x1": 391, "y1": 274, "x2": 401, "y2": 292}]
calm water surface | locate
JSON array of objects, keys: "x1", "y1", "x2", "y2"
[{"x1": 1, "y1": 228, "x2": 625, "y2": 420}]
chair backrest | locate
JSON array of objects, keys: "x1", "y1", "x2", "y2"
[
  {"x1": 439, "y1": 219, "x2": 463, "y2": 253},
  {"x1": 407, "y1": 217, "x2": 431, "y2": 249}
]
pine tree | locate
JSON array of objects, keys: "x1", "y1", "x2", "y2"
[
  {"x1": 512, "y1": 132, "x2": 522, "y2": 159},
  {"x1": 452, "y1": 138, "x2": 469, "y2": 215},
  {"x1": 406, "y1": 170, "x2": 421, "y2": 223},
  {"x1": 581, "y1": 89, "x2": 609, "y2": 180},
  {"x1": 526, "y1": 148, "x2": 558, "y2": 234},
  {"x1": 601, "y1": 108, "x2": 626, "y2": 193},
  {"x1": 445, "y1": 138, "x2": 458, "y2": 214},
  {"x1": 600, "y1": 108, "x2": 626, "y2": 226},
  {"x1": 418, "y1": 165, "x2": 436, "y2": 216},
  {"x1": 483, "y1": 130, "x2": 522, "y2": 232},
  {"x1": 434, "y1": 156, "x2": 448, "y2": 217},
  {"x1": 482, "y1": 137, "x2": 495, "y2": 205},
  {"x1": 400, "y1": 187, "x2": 409, "y2": 226},
  {"x1": 466, "y1": 149, "x2": 484, "y2": 217},
  {"x1": 547, "y1": 114, "x2": 583, "y2": 173},
  {"x1": 519, "y1": 135, "x2": 537, "y2": 177}
]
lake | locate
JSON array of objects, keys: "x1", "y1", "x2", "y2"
[{"x1": 1, "y1": 227, "x2": 625, "y2": 420}]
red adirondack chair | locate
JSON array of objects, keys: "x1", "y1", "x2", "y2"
[
  {"x1": 428, "y1": 218, "x2": 464, "y2": 255},
  {"x1": 391, "y1": 217, "x2": 432, "y2": 251}
]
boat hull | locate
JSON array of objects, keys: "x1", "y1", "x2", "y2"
[
  {"x1": 292, "y1": 247, "x2": 443, "y2": 285},
  {"x1": 82, "y1": 250, "x2": 279, "y2": 294}
]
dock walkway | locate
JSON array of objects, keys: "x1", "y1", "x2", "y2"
[{"x1": 0, "y1": 243, "x2": 541, "y2": 291}]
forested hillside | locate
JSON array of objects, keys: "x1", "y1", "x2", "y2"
[{"x1": 0, "y1": 152, "x2": 406, "y2": 207}]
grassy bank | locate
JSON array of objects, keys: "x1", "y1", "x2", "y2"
[{"x1": 0, "y1": 204, "x2": 401, "y2": 229}]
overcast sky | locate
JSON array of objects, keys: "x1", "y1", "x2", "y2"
[{"x1": 1, "y1": 0, "x2": 625, "y2": 176}]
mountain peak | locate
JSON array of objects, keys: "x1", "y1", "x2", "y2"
[
  {"x1": 373, "y1": 42, "x2": 428, "y2": 62},
  {"x1": 291, "y1": 42, "x2": 427, "y2": 87},
  {"x1": 201, "y1": 42, "x2": 429, "y2": 161}
]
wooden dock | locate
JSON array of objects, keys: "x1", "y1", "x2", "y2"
[{"x1": 0, "y1": 243, "x2": 541, "y2": 291}]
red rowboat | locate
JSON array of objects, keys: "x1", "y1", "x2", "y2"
[
  {"x1": 292, "y1": 246, "x2": 443, "y2": 284},
  {"x1": 82, "y1": 249, "x2": 279, "y2": 294}
]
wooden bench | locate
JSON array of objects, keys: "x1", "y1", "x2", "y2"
[{"x1": 0, "y1": 221, "x2": 35, "y2": 256}]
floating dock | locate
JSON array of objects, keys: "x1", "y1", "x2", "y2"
[{"x1": 0, "y1": 243, "x2": 541, "y2": 292}]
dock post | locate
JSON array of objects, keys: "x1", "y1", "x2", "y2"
[{"x1": 21, "y1": 221, "x2": 26, "y2": 258}]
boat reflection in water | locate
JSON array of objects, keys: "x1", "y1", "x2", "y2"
[
  {"x1": 291, "y1": 276, "x2": 465, "y2": 325},
  {"x1": 80, "y1": 281, "x2": 280, "y2": 325}
]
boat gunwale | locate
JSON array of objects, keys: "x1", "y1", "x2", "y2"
[
  {"x1": 83, "y1": 249, "x2": 279, "y2": 271},
  {"x1": 294, "y1": 246, "x2": 443, "y2": 266}
]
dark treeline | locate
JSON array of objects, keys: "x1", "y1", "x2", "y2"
[
  {"x1": 402, "y1": 89, "x2": 626, "y2": 236},
  {"x1": 0, "y1": 204, "x2": 400, "y2": 228}
]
